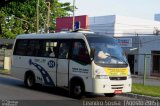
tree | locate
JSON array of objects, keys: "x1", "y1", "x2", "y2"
[
  {"x1": 50, "y1": 0, "x2": 73, "y2": 30},
  {"x1": 0, "y1": 0, "x2": 73, "y2": 38}
]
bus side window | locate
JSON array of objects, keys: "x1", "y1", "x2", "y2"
[
  {"x1": 26, "y1": 40, "x2": 40, "y2": 56},
  {"x1": 13, "y1": 39, "x2": 28, "y2": 56},
  {"x1": 58, "y1": 42, "x2": 71, "y2": 59},
  {"x1": 38, "y1": 40, "x2": 57, "y2": 58},
  {"x1": 49, "y1": 42, "x2": 58, "y2": 58},
  {"x1": 71, "y1": 40, "x2": 90, "y2": 64}
]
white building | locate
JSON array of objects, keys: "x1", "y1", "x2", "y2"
[
  {"x1": 117, "y1": 35, "x2": 160, "y2": 77},
  {"x1": 89, "y1": 15, "x2": 160, "y2": 36},
  {"x1": 89, "y1": 15, "x2": 160, "y2": 77}
]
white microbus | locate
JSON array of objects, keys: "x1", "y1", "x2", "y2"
[{"x1": 11, "y1": 32, "x2": 132, "y2": 98}]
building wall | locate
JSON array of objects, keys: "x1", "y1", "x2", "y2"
[
  {"x1": 155, "y1": 14, "x2": 160, "y2": 22},
  {"x1": 89, "y1": 15, "x2": 160, "y2": 36},
  {"x1": 56, "y1": 15, "x2": 88, "y2": 32},
  {"x1": 119, "y1": 35, "x2": 160, "y2": 76},
  {"x1": 88, "y1": 15, "x2": 115, "y2": 35},
  {"x1": 137, "y1": 36, "x2": 160, "y2": 76}
]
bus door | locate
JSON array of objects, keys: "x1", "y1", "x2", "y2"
[
  {"x1": 34, "y1": 40, "x2": 58, "y2": 87},
  {"x1": 69, "y1": 40, "x2": 91, "y2": 90},
  {"x1": 57, "y1": 41, "x2": 71, "y2": 87}
]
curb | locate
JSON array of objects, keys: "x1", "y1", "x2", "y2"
[
  {"x1": 121, "y1": 93, "x2": 160, "y2": 102},
  {"x1": 0, "y1": 72, "x2": 10, "y2": 75}
]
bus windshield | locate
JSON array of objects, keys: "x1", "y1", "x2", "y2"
[{"x1": 86, "y1": 34, "x2": 128, "y2": 67}]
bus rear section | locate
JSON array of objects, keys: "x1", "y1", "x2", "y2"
[{"x1": 11, "y1": 37, "x2": 58, "y2": 88}]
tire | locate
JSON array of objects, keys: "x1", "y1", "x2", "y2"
[
  {"x1": 24, "y1": 73, "x2": 35, "y2": 88},
  {"x1": 104, "y1": 93, "x2": 116, "y2": 97},
  {"x1": 70, "y1": 82, "x2": 84, "y2": 99}
]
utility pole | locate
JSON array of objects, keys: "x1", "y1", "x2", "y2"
[
  {"x1": 143, "y1": 54, "x2": 147, "y2": 85},
  {"x1": 46, "y1": 2, "x2": 50, "y2": 33},
  {"x1": 72, "y1": 0, "x2": 75, "y2": 31},
  {"x1": 36, "y1": 0, "x2": 39, "y2": 33}
]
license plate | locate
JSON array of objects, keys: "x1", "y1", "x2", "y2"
[{"x1": 114, "y1": 90, "x2": 122, "y2": 94}]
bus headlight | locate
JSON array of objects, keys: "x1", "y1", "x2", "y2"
[{"x1": 95, "y1": 75, "x2": 109, "y2": 79}]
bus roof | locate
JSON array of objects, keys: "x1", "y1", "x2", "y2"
[
  {"x1": 16, "y1": 32, "x2": 115, "y2": 41},
  {"x1": 16, "y1": 32, "x2": 87, "y2": 40}
]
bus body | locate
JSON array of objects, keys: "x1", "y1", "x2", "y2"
[{"x1": 11, "y1": 32, "x2": 132, "y2": 98}]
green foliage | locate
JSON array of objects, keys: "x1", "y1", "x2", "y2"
[
  {"x1": 50, "y1": 0, "x2": 73, "y2": 30},
  {"x1": 0, "y1": 0, "x2": 73, "y2": 39}
]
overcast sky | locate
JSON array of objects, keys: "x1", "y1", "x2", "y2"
[{"x1": 60, "y1": 0, "x2": 160, "y2": 20}]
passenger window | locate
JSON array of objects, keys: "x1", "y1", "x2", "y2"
[
  {"x1": 48, "y1": 41, "x2": 57, "y2": 58},
  {"x1": 58, "y1": 42, "x2": 71, "y2": 59},
  {"x1": 26, "y1": 40, "x2": 40, "y2": 56},
  {"x1": 71, "y1": 41, "x2": 90, "y2": 63},
  {"x1": 14, "y1": 39, "x2": 28, "y2": 56},
  {"x1": 38, "y1": 40, "x2": 57, "y2": 57},
  {"x1": 14, "y1": 39, "x2": 58, "y2": 57}
]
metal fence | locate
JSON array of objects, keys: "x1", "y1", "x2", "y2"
[{"x1": 128, "y1": 53, "x2": 160, "y2": 86}]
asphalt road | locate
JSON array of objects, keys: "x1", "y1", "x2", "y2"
[{"x1": 0, "y1": 74, "x2": 139, "y2": 106}]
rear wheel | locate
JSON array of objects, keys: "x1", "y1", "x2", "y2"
[
  {"x1": 104, "y1": 93, "x2": 116, "y2": 97},
  {"x1": 70, "y1": 82, "x2": 84, "y2": 99},
  {"x1": 24, "y1": 73, "x2": 35, "y2": 88}
]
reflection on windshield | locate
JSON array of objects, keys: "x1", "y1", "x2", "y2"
[
  {"x1": 97, "y1": 51, "x2": 110, "y2": 59},
  {"x1": 87, "y1": 35, "x2": 127, "y2": 66}
]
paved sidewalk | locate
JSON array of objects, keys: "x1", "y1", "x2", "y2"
[{"x1": 132, "y1": 75, "x2": 160, "y2": 86}]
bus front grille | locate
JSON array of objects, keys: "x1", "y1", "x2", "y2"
[
  {"x1": 111, "y1": 84, "x2": 124, "y2": 89},
  {"x1": 109, "y1": 77, "x2": 127, "y2": 80}
]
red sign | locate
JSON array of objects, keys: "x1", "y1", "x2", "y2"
[{"x1": 56, "y1": 15, "x2": 88, "y2": 32}]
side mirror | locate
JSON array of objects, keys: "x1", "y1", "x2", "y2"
[{"x1": 90, "y1": 48, "x2": 95, "y2": 60}]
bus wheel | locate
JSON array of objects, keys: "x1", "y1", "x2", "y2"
[
  {"x1": 70, "y1": 82, "x2": 84, "y2": 99},
  {"x1": 24, "y1": 74, "x2": 35, "y2": 88},
  {"x1": 104, "y1": 93, "x2": 116, "y2": 97}
]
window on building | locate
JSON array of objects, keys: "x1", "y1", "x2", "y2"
[{"x1": 152, "y1": 51, "x2": 160, "y2": 74}]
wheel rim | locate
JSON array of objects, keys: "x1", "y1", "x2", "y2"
[
  {"x1": 74, "y1": 85, "x2": 82, "y2": 96},
  {"x1": 27, "y1": 76, "x2": 34, "y2": 87}
]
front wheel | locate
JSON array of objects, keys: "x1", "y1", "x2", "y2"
[
  {"x1": 104, "y1": 93, "x2": 116, "y2": 97},
  {"x1": 24, "y1": 74, "x2": 35, "y2": 88},
  {"x1": 70, "y1": 82, "x2": 84, "y2": 99}
]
